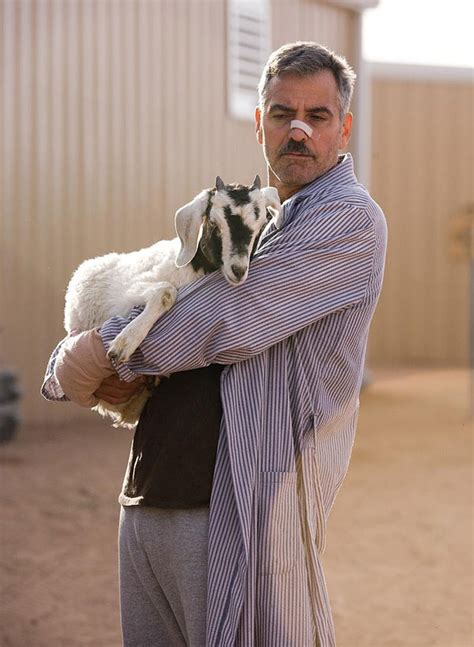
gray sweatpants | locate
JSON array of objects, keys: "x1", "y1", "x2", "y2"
[{"x1": 119, "y1": 505, "x2": 209, "y2": 647}]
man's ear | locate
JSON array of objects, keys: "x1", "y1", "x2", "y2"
[
  {"x1": 339, "y1": 112, "x2": 353, "y2": 149},
  {"x1": 175, "y1": 190, "x2": 209, "y2": 267},
  {"x1": 255, "y1": 106, "x2": 263, "y2": 145}
]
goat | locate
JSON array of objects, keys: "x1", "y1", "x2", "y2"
[{"x1": 63, "y1": 176, "x2": 281, "y2": 428}]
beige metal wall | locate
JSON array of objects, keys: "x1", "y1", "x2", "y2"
[
  {"x1": 367, "y1": 64, "x2": 473, "y2": 367},
  {"x1": 1, "y1": 0, "x2": 356, "y2": 424}
]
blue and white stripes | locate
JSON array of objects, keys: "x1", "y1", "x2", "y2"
[{"x1": 42, "y1": 154, "x2": 387, "y2": 645}]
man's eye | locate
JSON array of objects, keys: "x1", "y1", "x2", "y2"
[{"x1": 272, "y1": 114, "x2": 289, "y2": 121}]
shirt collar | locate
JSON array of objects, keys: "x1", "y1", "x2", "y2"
[{"x1": 274, "y1": 153, "x2": 356, "y2": 229}]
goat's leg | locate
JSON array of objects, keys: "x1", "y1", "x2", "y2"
[{"x1": 107, "y1": 282, "x2": 177, "y2": 364}]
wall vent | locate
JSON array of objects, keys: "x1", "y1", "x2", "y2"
[{"x1": 227, "y1": 0, "x2": 271, "y2": 120}]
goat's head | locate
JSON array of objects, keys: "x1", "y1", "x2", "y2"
[{"x1": 175, "y1": 176, "x2": 281, "y2": 285}]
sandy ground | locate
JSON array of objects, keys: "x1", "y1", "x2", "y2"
[{"x1": 0, "y1": 368, "x2": 472, "y2": 647}]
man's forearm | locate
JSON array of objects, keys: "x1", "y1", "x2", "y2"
[
  {"x1": 53, "y1": 329, "x2": 115, "y2": 407},
  {"x1": 44, "y1": 206, "x2": 378, "y2": 398}
]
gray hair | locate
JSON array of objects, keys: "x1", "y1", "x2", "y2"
[{"x1": 258, "y1": 41, "x2": 356, "y2": 118}]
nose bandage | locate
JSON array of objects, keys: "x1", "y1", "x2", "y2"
[{"x1": 289, "y1": 119, "x2": 313, "y2": 138}]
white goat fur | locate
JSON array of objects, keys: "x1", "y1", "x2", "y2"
[{"x1": 63, "y1": 179, "x2": 281, "y2": 428}]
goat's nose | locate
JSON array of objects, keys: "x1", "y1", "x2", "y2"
[{"x1": 231, "y1": 264, "x2": 246, "y2": 280}]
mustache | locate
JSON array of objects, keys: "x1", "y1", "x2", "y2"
[{"x1": 279, "y1": 139, "x2": 314, "y2": 157}]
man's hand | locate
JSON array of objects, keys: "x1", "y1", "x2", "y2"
[{"x1": 94, "y1": 374, "x2": 146, "y2": 405}]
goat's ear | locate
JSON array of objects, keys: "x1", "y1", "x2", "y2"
[
  {"x1": 261, "y1": 186, "x2": 281, "y2": 209},
  {"x1": 215, "y1": 176, "x2": 225, "y2": 192},
  {"x1": 175, "y1": 190, "x2": 208, "y2": 267},
  {"x1": 251, "y1": 174, "x2": 261, "y2": 190},
  {"x1": 261, "y1": 186, "x2": 283, "y2": 225}
]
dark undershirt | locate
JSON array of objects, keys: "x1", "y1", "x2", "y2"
[{"x1": 119, "y1": 364, "x2": 224, "y2": 508}]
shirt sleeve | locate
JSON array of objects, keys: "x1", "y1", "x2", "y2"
[
  {"x1": 41, "y1": 337, "x2": 70, "y2": 401},
  {"x1": 100, "y1": 204, "x2": 377, "y2": 381}
]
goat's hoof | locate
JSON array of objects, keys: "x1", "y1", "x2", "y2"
[
  {"x1": 107, "y1": 348, "x2": 126, "y2": 365},
  {"x1": 107, "y1": 348, "x2": 122, "y2": 364},
  {"x1": 161, "y1": 287, "x2": 177, "y2": 310},
  {"x1": 107, "y1": 338, "x2": 135, "y2": 365}
]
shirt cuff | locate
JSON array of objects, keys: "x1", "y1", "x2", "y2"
[{"x1": 41, "y1": 337, "x2": 70, "y2": 401}]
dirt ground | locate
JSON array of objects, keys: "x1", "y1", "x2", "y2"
[{"x1": 0, "y1": 368, "x2": 472, "y2": 647}]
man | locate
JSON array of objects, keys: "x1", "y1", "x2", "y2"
[{"x1": 42, "y1": 42, "x2": 386, "y2": 646}]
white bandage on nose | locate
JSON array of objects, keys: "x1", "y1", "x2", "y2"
[{"x1": 289, "y1": 119, "x2": 313, "y2": 138}]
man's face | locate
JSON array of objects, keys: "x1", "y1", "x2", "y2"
[{"x1": 255, "y1": 70, "x2": 352, "y2": 201}]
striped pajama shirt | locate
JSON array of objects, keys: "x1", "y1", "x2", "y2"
[{"x1": 42, "y1": 154, "x2": 387, "y2": 646}]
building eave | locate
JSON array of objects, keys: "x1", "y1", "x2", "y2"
[{"x1": 369, "y1": 61, "x2": 474, "y2": 83}]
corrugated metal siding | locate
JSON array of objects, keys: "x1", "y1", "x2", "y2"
[
  {"x1": 368, "y1": 70, "x2": 473, "y2": 367},
  {"x1": 272, "y1": 0, "x2": 355, "y2": 55},
  {"x1": 2, "y1": 0, "x2": 356, "y2": 424}
]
